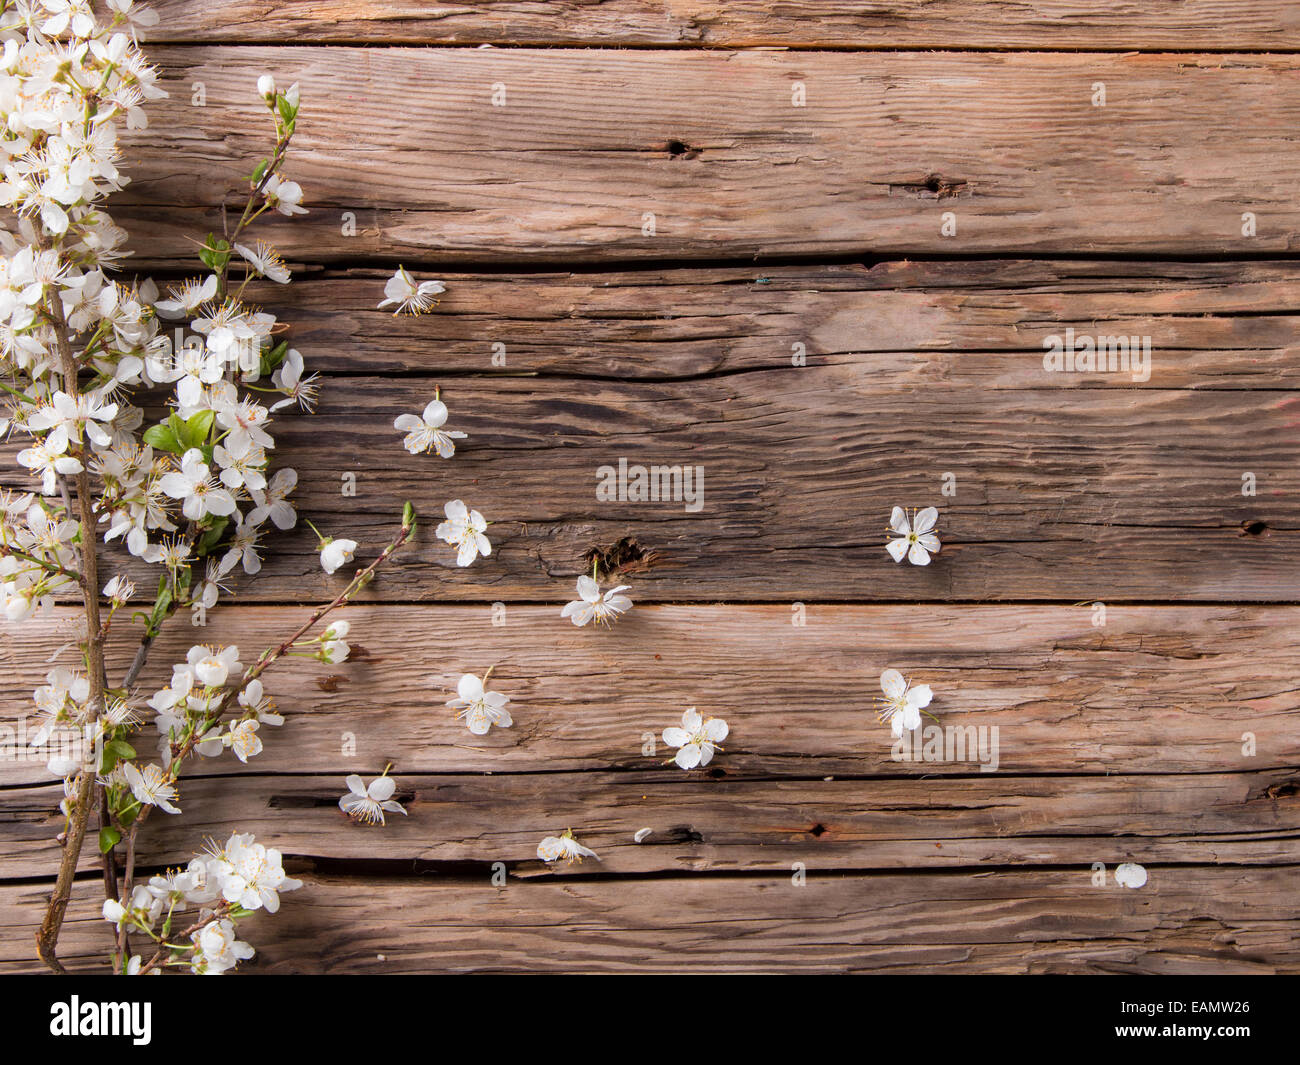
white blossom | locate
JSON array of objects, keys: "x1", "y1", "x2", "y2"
[
  {"x1": 339, "y1": 773, "x2": 407, "y2": 826},
  {"x1": 378, "y1": 266, "x2": 444, "y2": 315},
  {"x1": 319, "y1": 537, "x2": 358, "y2": 575},
  {"x1": 662, "y1": 707, "x2": 728, "y2": 770},
  {"x1": 886, "y1": 506, "x2": 941, "y2": 566},
  {"x1": 393, "y1": 397, "x2": 465, "y2": 457},
  {"x1": 447, "y1": 672, "x2": 512, "y2": 735},
  {"x1": 122, "y1": 762, "x2": 180, "y2": 815},
  {"x1": 878, "y1": 668, "x2": 932, "y2": 737},
  {"x1": 561, "y1": 575, "x2": 632, "y2": 627},
  {"x1": 537, "y1": 829, "x2": 599, "y2": 864},
  {"x1": 435, "y1": 499, "x2": 490, "y2": 567}
]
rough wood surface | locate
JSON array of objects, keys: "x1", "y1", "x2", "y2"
[
  {"x1": 6, "y1": 768, "x2": 1300, "y2": 880},
  {"x1": 3, "y1": 605, "x2": 1297, "y2": 786},
  {"x1": 144, "y1": 1, "x2": 1300, "y2": 50},
  {"x1": 115, "y1": 48, "x2": 1300, "y2": 263},
  {"x1": 10, "y1": 262, "x2": 1300, "y2": 602},
  {"x1": 5, "y1": 867, "x2": 1297, "y2": 974},
  {"x1": 170, "y1": 261, "x2": 1300, "y2": 383},
  {"x1": 4, "y1": 13, "x2": 1299, "y2": 975}
]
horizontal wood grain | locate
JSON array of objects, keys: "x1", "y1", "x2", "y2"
[
  {"x1": 11, "y1": 371, "x2": 1293, "y2": 602},
  {"x1": 5, "y1": 866, "x2": 1297, "y2": 973},
  {"x1": 3, "y1": 605, "x2": 1297, "y2": 785},
  {"x1": 5, "y1": 767, "x2": 1300, "y2": 880},
  {"x1": 143, "y1": 1, "x2": 1300, "y2": 51},
  {"x1": 116, "y1": 48, "x2": 1300, "y2": 263},
  {"x1": 220, "y1": 261, "x2": 1300, "y2": 384}
]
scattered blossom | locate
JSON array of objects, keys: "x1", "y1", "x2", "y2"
[
  {"x1": 537, "y1": 829, "x2": 599, "y2": 864},
  {"x1": 435, "y1": 499, "x2": 490, "y2": 567},
  {"x1": 378, "y1": 267, "x2": 444, "y2": 315},
  {"x1": 447, "y1": 672, "x2": 512, "y2": 735},
  {"x1": 339, "y1": 772, "x2": 407, "y2": 826},
  {"x1": 393, "y1": 396, "x2": 465, "y2": 458},
  {"x1": 878, "y1": 669, "x2": 933, "y2": 737},
  {"x1": 662, "y1": 707, "x2": 728, "y2": 770},
  {"x1": 561, "y1": 574, "x2": 632, "y2": 627},
  {"x1": 886, "y1": 506, "x2": 941, "y2": 566}
]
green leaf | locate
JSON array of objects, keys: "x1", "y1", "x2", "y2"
[
  {"x1": 196, "y1": 517, "x2": 229, "y2": 556},
  {"x1": 259, "y1": 339, "x2": 288, "y2": 377},
  {"x1": 198, "y1": 233, "x2": 232, "y2": 274},
  {"x1": 98, "y1": 827, "x2": 121, "y2": 854},
  {"x1": 142, "y1": 421, "x2": 182, "y2": 454},
  {"x1": 107, "y1": 739, "x2": 136, "y2": 761},
  {"x1": 178, "y1": 409, "x2": 215, "y2": 451},
  {"x1": 251, "y1": 158, "x2": 269, "y2": 185}
]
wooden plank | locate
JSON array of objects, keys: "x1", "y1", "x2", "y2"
[
  {"x1": 116, "y1": 48, "x2": 1300, "y2": 263},
  {"x1": 3, "y1": 605, "x2": 1297, "y2": 785},
  {"x1": 4, "y1": 866, "x2": 1297, "y2": 973},
  {"x1": 5, "y1": 768, "x2": 1300, "y2": 880},
  {"x1": 216, "y1": 262, "x2": 1300, "y2": 383},
  {"x1": 144, "y1": 1, "x2": 1300, "y2": 51},
  {"x1": 10, "y1": 370, "x2": 1295, "y2": 602}
]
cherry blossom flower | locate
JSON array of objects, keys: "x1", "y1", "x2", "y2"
[
  {"x1": 153, "y1": 275, "x2": 217, "y2": 319},
  {"x1": 223, "y1": 719, "x2": 262, "y2": 763},
  {"x1": 247, "y1": 467, "x2": 298, "y2": 529},
  {"x1": 159, "y1": 448, "x2": 237, "y2": 521},
  {"x1": 447, "y1": 672, "x2": 512, "y2": 735},
  {"x1": 878, "y1": 668, "x2": 933, "y2": 737},
  {"x1": 378, "y1": 266, "x2": 444, "y2": 315},
  {"x1": 394, "y1": 396, "x2": 465, "y2": 457},
  {"x1": 435, "y1": 499, "x2": 490, "y2": 567},
  {"x1": 263, "y1": 173, "x2": 307, "y2": 216},
  {"x1": 207, "y1": 832, "x2": 301, "y2": 912},
  {"x1": 234, "y1": 240, "x2": 290, "y2": 283},
  {"x1": 886, "y1": 506, "x2": 941, "y2": 566},
  {"x1": 537, "y1": 829, "x2": 599, "y2": 864},
  {"x1": 122, "y1": 762, "x2": 180, "y2": 815},
  {"x1": 192, "y1": 919, "x2": 254, "y2": 975},
  {"x1": 662, "y1": 707, "x2": 728, "y2": 770},
  {"x1": 561, "y1": 574, "x2": 633, "y2": 627},
  {"x1": 187, "y1": 643, "x2": 242, "y2": 688},
  {"x1": 319, "y1": 537, "x2": 357, "y2": 574},
  {"x1": 339, "y1": 772, "x2": 407, "y2": 826}
]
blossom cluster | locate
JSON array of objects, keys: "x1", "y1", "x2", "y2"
[{"x1": 102, "y1": 831, "x2": 301, "y2": 974}]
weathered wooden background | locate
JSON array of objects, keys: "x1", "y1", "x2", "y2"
[{"x1": 3, "y1": 1, "x2": 1300, "y2": 973}]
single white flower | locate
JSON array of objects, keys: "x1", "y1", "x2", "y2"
[
  {"x1": 886, "y1": 506, "x2": 941, "y2": 565},
  {"x1": 561, "y1": 574, "x2": 632, "y2": 627},
  {"x1": 537, "y1": 829, "x2": 599, "y2": 864},
  {"x1": 263, "y1": 173, "x2": 307, "y2": 216},
  {"x1": 192, "y1": 918, "x2": 254, "y2": 975},
  {"x1": 435, "y1": 499, "x2": 490, "y2": 567},
  {"x1": 159, "y1": 448, "x2": 236, "y2": 522},
  {"x1": 248, "y1": 467, "x2": 297, "y2": 530},
  {"x1": 257, "y1": 74, "x2": 276, "y2": 99},
  {"x1": 339, "y1": 773, "x2": 407, "y2": 825},
  {"x1": 378, "y1": 266, "x2": 444, "y2": 315},
  {"x1": 238, "y1": 678, "x2": 283, "y2": 726},
  {"x1": 878, "y1": 668, "x2": 933, "y2": 737},
  {"x1": 122, "y1": 762, "x2": 180, "y2": 815},
  {"x1": 102, "y1": 574, "x2": 134, "y2": 604},
  {"x1": 446, "y1": 672, "x2": 512, "y2": 735},
  {"x1": 1114, "y1": 862, "x2": 1148, "y2": 889},
  {"x1": 187, "y1": 643, "x2": 242, "y2": 688},
  {"x1": 223, "y1": 719, "x2": 262, "y2": 763},
  {"x1": 662, "y1": 707, "x2": 728, "y2": 770},
  {"x1": 393, "y1": 397, "x2": 466, "y2": 458},
  {"x1": 235, "y1": 240, "x2": 290, "y2": 284},
  {"x1": 319, "y1": 537, "x2": 358, "y2": 575}
]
